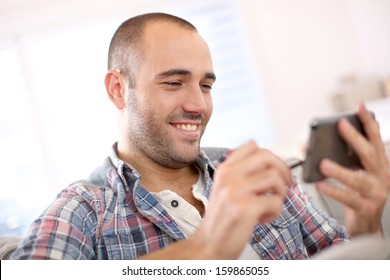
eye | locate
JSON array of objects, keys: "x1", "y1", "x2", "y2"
[
  {"x1": 164, "y1": 81, "x2": 182, "y2": 87},
  {"x1": 161, "y1": 81, "x2": 183, "y2": 91},
  {"x1": 200, "y1": 83, "x2": 213, "y2": 92}
]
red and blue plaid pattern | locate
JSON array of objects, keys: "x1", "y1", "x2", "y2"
[{"x1": 11, "y1": 144, "x2": 348, "y2": 259}]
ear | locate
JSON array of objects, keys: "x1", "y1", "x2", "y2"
[{"x1": 105, "y1": 70, "x2": 126, "y2": 109}]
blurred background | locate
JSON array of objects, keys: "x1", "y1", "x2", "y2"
[{"x1": 0, "y1": 0, "x2": 389, "y2": 236}]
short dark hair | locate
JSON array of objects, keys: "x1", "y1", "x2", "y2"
[{"x1": 107, "y1": 13, "x2": 197, "y2": 88}]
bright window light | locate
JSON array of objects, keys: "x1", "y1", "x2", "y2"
[{"x1": 0, "y1": 0, "x2": 272, "y2": 236}]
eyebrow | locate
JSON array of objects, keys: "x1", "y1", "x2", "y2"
[
  {"x1": 204, "y1": 72, "x2": 217, "y2": 81},
  {"x1": 155, "y1": 69, "x2": 216, "y2": 81}
]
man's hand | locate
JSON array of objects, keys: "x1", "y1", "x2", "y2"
[
  {"x1": 317, "y1": 103, "x2": 390, "y2": 237},
  {"x1": 192, "y1": 140, "x2": 293, "y2": 259}
]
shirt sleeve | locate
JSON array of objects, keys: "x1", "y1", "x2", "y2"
[
  {"x1": 10, "y1": 186, "x2": 100, "y2": 260},
  {"x1": 288, "y1": 179, "x2": 350, "y2": 256}
]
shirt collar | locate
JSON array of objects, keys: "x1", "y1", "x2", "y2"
[{"x1": 108, "y1": 142, "x2": 218, "y2": 193}]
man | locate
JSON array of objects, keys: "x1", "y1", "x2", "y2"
[{"x1": 11, "y1": 12, "x2": 390, "y2": 260}]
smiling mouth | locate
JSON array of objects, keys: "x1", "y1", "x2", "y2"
[{"x1": 174, "y1": 124, "x2": 198, "y2": 131}]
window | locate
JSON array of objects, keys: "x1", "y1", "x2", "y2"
[
  {"x1": 0, "y1": 0, "x2": 272, "y2": 236},
  {"x1": 161, "y1": 0, "x2": 274, "y2": 147},
  {"x1": 0, "y1": 48, "x2": 53, "y2": 235}
]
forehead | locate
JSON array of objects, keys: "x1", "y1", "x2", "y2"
[{"x1": 139, "y1": 21, "x2": 213, "y2": 74}]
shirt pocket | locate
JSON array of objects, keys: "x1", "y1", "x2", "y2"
[
  {"x1": 268, "y1": 206, "x2": 308, "y2": 259},
  {"x1": 101, "y1": 228, "x2": 148, "y2": 260}
]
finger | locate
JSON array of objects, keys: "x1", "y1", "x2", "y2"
[
  {"x1": 338, "y1": 118, "x2": 380, "y2": 172},
  {"x1": 248, "y1": 194, "x2": 285, "y2": 224},
  {"x1": 215, "y1": 141, "x2": 262, "y2": 185},
  {"x1": 358, "y1": 103, "x2": 382, "y2": 144},
  {"x1": 357, "y1": 103, "x2": 388, "y2": 167},
  {"x1": 241, "y1": 168, "x2": 289, "y2": 198},
  {"x1": 319, "y1": 159, "x2": 374, "y2": 196},
  {"x1": 244, "y1": 149, "x2": 293, "y2": 186},
  {"x1": 226, "y1": 140, "x2": 260, "y2": 163},
  {"x1": 231, "y1": 148, "x2": 293, "y2": 185},
  {"x1": 316, "y1": 180, "x2": 363, "y2": 210},
  {"x1": 217, "y1": 168, "x2": 288, "y2": 207},
  {"x1": 222, "y1": 142, "x2": 294, "y2": 185}
]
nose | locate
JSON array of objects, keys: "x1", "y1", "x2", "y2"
[{"x1": 182, "y1": 85, "x2": 208, "y2": 115}]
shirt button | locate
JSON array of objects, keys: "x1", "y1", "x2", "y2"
[
  {"x1": 171, "y1": 200, "x2": 179, "y2": 207},
  {"x1": 138, "y1": 251, "x2": 147, "y2": 257},
  {"x1": 288, "y1": 209, "x2": 297, "y2": 216},
  {"x1": 254, "y1": 234, "x2": 262, "y2": 242}
]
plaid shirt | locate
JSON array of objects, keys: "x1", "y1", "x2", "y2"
[{"x1": 11, "y1": 143, "x2": 348, "y2": 260}]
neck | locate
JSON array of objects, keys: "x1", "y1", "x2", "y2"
[{"x1": 117, "y1": 141, "x2": 200, "y2": 195}]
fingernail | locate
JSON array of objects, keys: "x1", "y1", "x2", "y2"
[
  {"x1": 320, "y1": 159, "x2": 334, "y2": 175},
  {"x1": 316, "y1": 181, "x2": 327, "y2": 192},
  {"x1": 339, "y1": 118, "x2": 351, "y2": 131},
  {"x1": 226, "y1": 149, "x2": 234, "y2": 157},
  {"x1": 358, "y1": 102, "x2": 367, "y2": 112}
]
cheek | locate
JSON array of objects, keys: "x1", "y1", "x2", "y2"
[
  {"x1": 145, "y1": 99, "x2": 173, "y2": 124},
  {"x1": 153, "y1": 95, "x2": 180, "y2": 116},
  {"x1": 205, "y1": 96, "x2": 213, "y2": 118}
]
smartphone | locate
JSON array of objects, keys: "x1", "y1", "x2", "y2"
[{"x1": 302, "y1": 112, "x2": 373, "y2": 183}]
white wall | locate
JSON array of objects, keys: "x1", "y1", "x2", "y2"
[
  {"x1": 236, "y1": 0, "x2": 390, "y2": 156},
  {"x1": 349, "y1": 0, "x2": 390, "y2": 77},
  {"x1": 1, "y1": 0, "x2": 389, "y2": 156}
]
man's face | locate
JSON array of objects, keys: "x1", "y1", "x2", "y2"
[{"x1": 125, "y1": 21, "x2": 215, "y2": 168}]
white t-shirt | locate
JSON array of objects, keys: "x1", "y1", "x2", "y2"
[{"x1": 151, "y1": 173, "x2": 261, "y2": 260}]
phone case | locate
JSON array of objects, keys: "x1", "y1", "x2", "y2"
[{"x1": 302, "y1": 112, "x2": 371, "y2": 183}]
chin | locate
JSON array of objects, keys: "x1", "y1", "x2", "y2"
[{"x1": 174, "y1": 143, "x2": 200, "y2": 162}]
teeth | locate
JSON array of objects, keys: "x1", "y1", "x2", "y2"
[{"x1": 175, "y1": 124, "x2": 197, "y2": 131}]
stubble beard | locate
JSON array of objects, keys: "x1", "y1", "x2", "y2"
[{"x1": 126, "y1": 91, "x2": 204, "y2": 169}]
